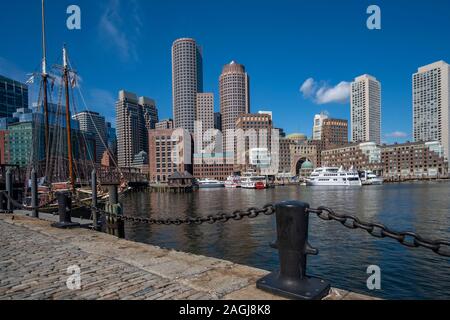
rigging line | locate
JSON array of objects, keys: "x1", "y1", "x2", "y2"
[
  {"x1": 67, "y1": 58, "x2": 122, "y2": 174},
  {"x1": 70, "y1": 82, "x2": 94, "y2": 188}
]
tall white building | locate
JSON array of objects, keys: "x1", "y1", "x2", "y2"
[
  {"x1": 413, "y1": 60, "x2": 450, "y2": 161},
  {"x1": 72, "y1": 111, "x2": 107, "y2": 163},
  {"x1": 312, "y1": 112, "x2": 329, "y2": 141},
  {"x1": 172, "y1": 38, "x2": 203, "y2": 133},
  {"x1": 351, "y1": 74, "x2": 381, "y2": 145}
]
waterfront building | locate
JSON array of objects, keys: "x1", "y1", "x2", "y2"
[
  {"x1": 73, "y1": 111, "x2": 107, "y2": 163},
  {"x1": 148, "y1": 128, "x2": 192, "y2": 183},
  {"x1": 172, "y1": 38, "x2": 203, "y2": 133},
  {"x1": 193, "y1": 163, "x2": 235, "y2": 181},
  {"x1": 321, "y1": 118, "x2": 348, "y2": 148},
  {"x1": 351, "y1": 74, "x2": 381, "y2": 144},
  {"x1": 312, "y1": 112, "x2": 329, "y2": 141},
  {"x1": 220, "y1": 61, "x2": 250, "y2": 133},
  {"x1": 195, "y1": 93, "x2": 215, "y2": 152},
  {"x1": 0, "y1": 130, "x2": 6, "y2": 165},
  {"x1": 220, "y1": 61, "x2": 250, "y2": 160},
  {"x1": 234, "y1": 113, "x2": 273, "y2": 172},
  {"x1": 0, "y1": 75, "x2": 28, "y2": 119},
  {"x1": 156, "y1": 119, "x2": 174, "y2": 130},
  {"x1": 106, "y1": 122, "x2": 117, "y2": 161},
  {"x1": 132, "y1": 150, "x2": 149, "y2": 175},
  {"x1": 381, "y1": 141, "x2": 448, "y2": 179},
  {"x1": 413, "y1": 61, "x2": 450, "y2": 162},
  {"x1": 116, "y1": 90, "x2": 158, "y2": 168},
  {"x1": 290, "y1": 143, "x2": 318, "y2": 176},
  {"x1": 321, "y1": 142, "x2": 382, "y2": 174},
  {"x1": 278, "y1": 134, "x2": 307, "y2": 173}
]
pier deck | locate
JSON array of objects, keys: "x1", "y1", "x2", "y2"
[{"x1": 0, "y1": 214, "x2": 376, "y2": 300}]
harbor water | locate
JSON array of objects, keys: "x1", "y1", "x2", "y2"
[{"x1": 122, "y1": 181, "x2": 450, "y2": 300}]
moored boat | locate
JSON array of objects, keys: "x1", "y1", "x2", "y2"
[
  {"x1": 197, "y1": 179, "x2": 225, "y2": 189},
  {"x1": 306, "y1": 166, "x2": 362, "y2": 187},
  {"x1": 224, "y1": 175, "x2": 241, "y2": 188}
]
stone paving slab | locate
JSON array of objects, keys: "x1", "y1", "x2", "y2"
[{"x1": 0, "y1": 214, "x2": 377, "y2": 300}]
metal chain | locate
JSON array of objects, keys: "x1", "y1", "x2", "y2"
[
  {"x1": 0, "y1": 191, "x2": 58, "y2": 211},
  {"x1": 307, "y1": 207, "x2": 450, "y2": 257},
  {"x1": 95, "y1": 204, "x2": 276, "y2": 226}
]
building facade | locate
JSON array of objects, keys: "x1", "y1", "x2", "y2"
[
  {"x1": 0, "y1": 75, "x2": 28, "y2": 119},
  {"x1": 321, "y1": 118, "x2": 349, "y2": 148},
  {"x1": 73, "y1": 111, "x2": 107, "y2": 163},
  {"x1": 413, "y1": 60, "x2": 450, "y2": 162},
  {"x1": 381, "y1": 141, "x2": 448, "y2": 179},
  {"x1": 172, "y1": 38, "x2": 203, "y2": 133},
  {"x1": 321, "y1": 142, "x2": 382, "y2": 174},
  {"x1": 312, "y1": 112, "x2": 329, "y2": 141},
  {"x1": 116, "y1": 90, "x2": 158, "y2": 168},
  {"x1": 234, "y1": 113, "x2": 273, "y2": 172},
  {"x1": 155, "y1": 119, "x2": 174, "y2": 130},
  {"x1": 148, "y1": 128, "x2": 192, "y2": 183},
  {"x1": 351, "y1": 74, "x2": 381, "y2": 145},
  {"x1": 195, "y1": 93, "x2": 215, "y2": 152}
]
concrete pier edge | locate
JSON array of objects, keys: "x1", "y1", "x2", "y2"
[{"x1": 0, "y1": 213, "x2": 377, "y2": 300}]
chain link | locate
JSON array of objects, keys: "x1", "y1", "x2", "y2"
[
  {"x1": 95, "y1": 203, "x2": 276, "y2": 226},
  {"x1": 307, "y1": 207, "x2": 450, "y2": 257}
]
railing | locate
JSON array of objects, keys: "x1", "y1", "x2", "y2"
[{"x1": 2, "y1": 174, "x2": 450, "y2": 300}]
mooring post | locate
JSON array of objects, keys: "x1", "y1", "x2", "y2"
[
  {"x1": 51, "y1": 192, "x2": 80, "y2": 229},
  {"x1": 106, "y1": 185, "x2": 124, "y2": 239},
  {"x1": 256, "y1": 201, "x2": 330, "y2": 300},
  {"x1": 91, "y1": 169, "x2": 99, "y2": 230},
  {"x1": 6, "y1": 168, "x2": 13, "y2": 212},
  {"x1": 31, "y1": 168, "x2": 39, "y2": 218}
]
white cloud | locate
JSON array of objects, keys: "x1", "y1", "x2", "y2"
[
  {"x1": 300, "y1": 78, "x2": 316, "y2": 97},
  {"x1": 98, "y1": 0, "x2": 142, "y2": 62},
  {"x1": 300, "y1": 78, "x2": 351, "y2": 105},
  {"x1": 385, "y1": 131, "x2": 408, "y2": 139}
]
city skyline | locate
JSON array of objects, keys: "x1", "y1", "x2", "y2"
[{"x1": 1, "y1": 1, "x2": 450, "y2": 143}]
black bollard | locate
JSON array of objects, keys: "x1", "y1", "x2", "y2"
[
  {"x1": 51, "y1": 192, "x2": 80, "y2": 229},
  {"x1": 256, "y1": 201, "x2": 330, "y2": 300}
]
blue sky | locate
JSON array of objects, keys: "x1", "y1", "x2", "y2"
[{"x1": 1, "y1": 0, "x2": 449, "y2": 143}]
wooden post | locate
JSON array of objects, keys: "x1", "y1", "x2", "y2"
[
  {"x1": 91, "y1": 169, "x2": 98, "y2": 229},
  {"x1": 6, "y1": 169, "x2": 13, "y2": 212},
  {"x1": 31, "y1": 168, "x2": 39, "y2": 218}
]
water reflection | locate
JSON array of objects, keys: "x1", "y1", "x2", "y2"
[{"x1": 123, "y1": 182, "x2": 450, "y2": 299}]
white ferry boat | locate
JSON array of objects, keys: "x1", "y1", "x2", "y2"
[
  {"x1": 241, "y1": 171, "x2": 267, "y2": 189},
  {"x1": 197, "y1": 179, "x2": 225, "y2": 189},
  {"x1": 306, "y1": 167, "x2": 362, "y2": 187},
  {"x1": 224, "y1": 175, "x2": 241, "y2": 188},
  {"x1": 359, "y1": 170, "x2": 384, "y2": 185}
]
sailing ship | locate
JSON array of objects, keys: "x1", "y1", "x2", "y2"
[{"x1": 22, "y1": 0, "x2": 125, "y2": 211}]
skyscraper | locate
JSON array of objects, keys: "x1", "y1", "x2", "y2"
[
  {"x1": 312, "y1": 112, "x2": 329, "y2": 141},
  {"x1": 195, "y1": 93, "x2": 214, "y2": 133},
  {"x1": 0, "y1": 75, "x2": 28, "y2": 118},
  {"x1": 116, "y1": 90, "x2": 158, "y2": 168},
  {"x1": 351, "y1": 74, "x2": 381, "y2": 145},
  {"x1": 73, "y1": 111, "x2": 107, "y2": 163},
  {"x1": 219, "y1": 61, "x2": 250, "y2": 133},
  {"x1": 413, "y1": 60, "x2": 450, "y2": 161},
  {"x1": 172, "y1": 38, "x2": 203, "y2": 133}
]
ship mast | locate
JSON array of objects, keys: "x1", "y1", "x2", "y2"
[
  {"x1": 63, "y1": 45, "x2": 75, "y2": 192},
  {"x1": 41, "y1": 0, "x2": 50, "y2": 177}
]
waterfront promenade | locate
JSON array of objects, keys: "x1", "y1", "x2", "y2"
[{"x1": 0, "y1": 213, "x2": 375, "y2": 300}]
